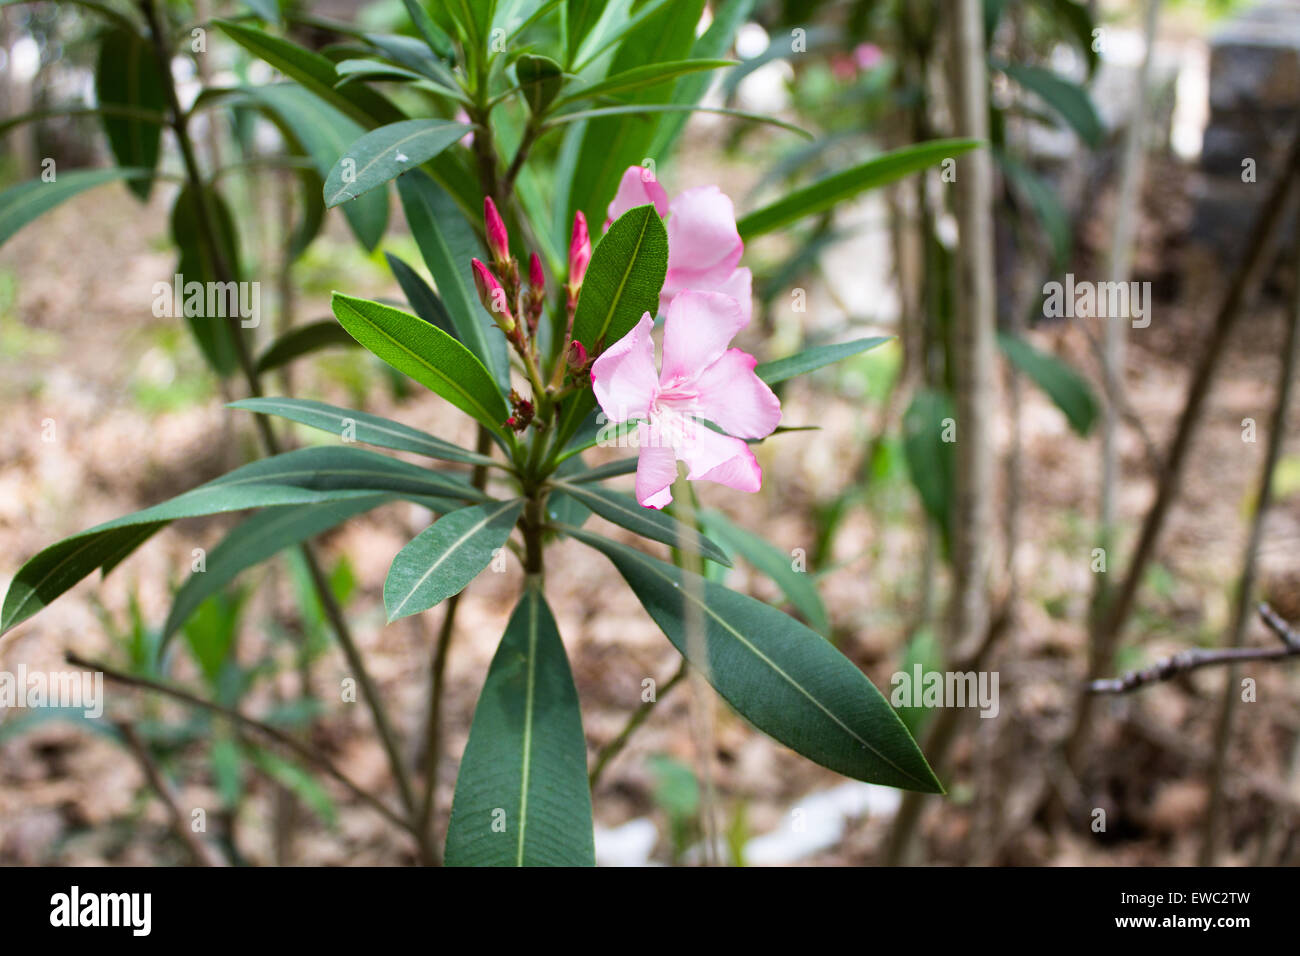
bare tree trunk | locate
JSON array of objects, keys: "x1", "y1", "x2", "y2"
[
  {"x1": 1099, "y1": 0, "x2": 1160, "y2": 559},
  {"x1": 883, "y1": 0, "x2": 997, "y2": 865},
  {"x1": 1199, "y1": 228, "x2": 1300, "y2": 864},
  {"x1": 947, "y1": 0, "x2": 997, "y2": 664}
]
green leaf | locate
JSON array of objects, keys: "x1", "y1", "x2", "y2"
[
  {"x1": 254, "y1": 320, "x2": 360, "y2": 374},
  {"x1": 0, "y1": 168, "x2": 151, "y2": 249},
  {"x1": 552, "y1": 482, "x2": 730, "y2": 566},
  {"x1": 996, "y1": 63, "x2": 1102, "y2": 147},
  {"x1": 324, "y1": 119, "x2": 470, "y2": 206},
  {"x1": 738, "y1": 139, "x2": 980, "y2": 240},
  {"x1": 700, "y1": 509, "x2": 829, "y2": 636},
  {"x1": 646, "y1": 0, "x2": 755, "y2": 157},
  {"x1": 1047, "y1": 0, "x2": 1100, "y2": 78},
  {"x1": 998, "y1": 151, "x2": 1070, "y2": 268},
  {"x1": 163, "y1": 495, "x2": 392, "y2": 644},
  {"x1": 548, "y1": 103, "x2": 809, "y2": 139},
  {"x1": 385, "y1": 252, "x2": 456, "y2": 335},
  {"x1": 567, "y1": 0, "x2": 705, "y2": 229},
  {"x1": 169, "y1": 183, "x2": 242, "y2": 376},
  {"x1": 515, "y1": 54, "x2": 564, "y2": 114},
  {"x1": 902, "y1": 389, "x2": 955, "y2": 540},
  {"x1": 245, "y1": 84, "x2": 390, "y2": 250},
  {"x1": 384, "y1": 500, "x2": 523, "y2": 621},
  {"x1": 755, "y1": 336, "x2": 892, "y2": 385},
  {"x1": 397, "y1": 170, "x2": 510, "y2": 387},
  {"x1": 997, "y1": 332, "x2": 1098, "y2": 436},
  {"x1": 564, "y1": 456, "x2": 639, "y2": 484},
  {"x1": 228, "y1": 397, "x2": 498, "y2": 467},
  {"x1": 557, "y1": 58, "x2": 735, "y2": 106},
  {"x1": 571, "y1": 203, "x2": 668, "y2": 350},
  {"x1": 251, "y1": 750, "x2": 338, "y2": 827},
  {"x1": 444, "y1": 585, "x2": 595, "y2": 865},
  {"x1": 566, "y1": 0, "x2": 610, "y2": 59},
  {"x1": 1, "y1": 446, "x2": 483, "y2": 636},
  {"x1": 95, "y1": 26, "x2": 166, "y2": 201},
  {"x1": 403, "y1": 0, "x2": 455, "y2": 58},
  {"x1": 331, "y1": 293, "x2": 511, "y2": 439},
  {"x1": 568, "y1": 530, "x2": 942, "y2": 792}
]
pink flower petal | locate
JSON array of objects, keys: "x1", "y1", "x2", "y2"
[
  {"x1": 606, "y1": 166, "x2": 669, "y2": 227},
  {"x1": 635, "y1": 425, "x2": 678, "y2": 509},
  {"x1": 694, "y1": 348, "x2": 782, "y2": 439},
  {"x1": 678, "y1": 421, "x2": 762, "y2": 493},
  {"x1": 591, "y1": 313, "x2": 659, "y2": 424},
  {"x1": 665, "y1": 185, "x2": 743, "y2": 279},
  {"x1": 659, "y1": 291, "x2": 745, "y2": 385}
]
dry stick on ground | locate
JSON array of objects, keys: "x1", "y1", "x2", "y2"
[
  {"x1": 1087, "y1": 603, "x2": 1300, "y2": 693},
  {"x1": 117, "y1": 721, "x2": 228, "y2": 866},
  {"x1": 137, "y1": 0, "x2": 429, "y2": 861},
  {"x1": 1200, "y1": 237, "x2": 1300, "y2": 864},
  {"x1": 1066, "y1": 125, "x2": 1300, "y2": 769},
  {"x1": 73, "y1": 653, "x2": 417, "y2": 840}
]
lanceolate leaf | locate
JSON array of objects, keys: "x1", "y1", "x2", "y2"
[
  {"x1": 756, "y1": 336, "x2": 892, "y2": 385},
  {"x1": 996, "y1": 63, "x2": 1102, "y2": 147},
  {"x1": 331, "y1": 293, "x2": 511, "y2": 439},
  {"x1": 385, "y1": 252, "x2": 456, "y2": 335},
  {"x1": 737, "y1": 139, "x2": 980, "y2": 240},
  {"x1": 571, "y1": 204, "x2": 668, "y2": 350},
  {"x1": 0, "y1": 168, "x2": 151, "y2": 250},
  {"x1": 170, "y1": 183, "x2": 242, "y2": 376},
  {"x1": 566, "y1": 0, "x2": 611, "y2": 61},
  {"x1": 163, "y1": 495, "x2": 392, "y2": 643},
  {"x1": 397, "y1": 170, "x2": 510, "y2": 388},
  {"x1": 1, "y1": 447, "x2": 484, "y2": 636},
  {"x1": 245, "y1": 84, "x2": 389, "y2": 250},
  {"x1": 444, "y1": 585, "x2": 595, "y2": 866},
  {"x1": 568, "y1": 529, "x2": 943, "y2": 792},
  {"x1": 902, "y1": 389, "x2": 956, "y2": 543},
  {"x1": 701, "y1": 509, "x2": 829, "y2": 636},
  {"x1": 515, "y1": 54, "x2": 564, "y2": 114},
  {"x1": 384, "y1": 500, "x2": 523, "y2": 621},
  {"x1": 228, "y1": 397, "x2": 498, "y2": 466},
  {"x1": 552, "y1": 482, "x2": 731, "y2": 566},
  {"x1": 997, "y1": 332, "x2": 1098, "y2": 436},
  {"x1": 254, "y1": 320, "x2": 360, "y2": 374},
  {"x1": 95, "y1": 26, "x2": 166, "y2": 201},
  {"x1": 324, "y1": 119, "x2": 470, "y2": 206},
  {"x1": 556, "y1": 58, "x2": 735, "y2": 106}
]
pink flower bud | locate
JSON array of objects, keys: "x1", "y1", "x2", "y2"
[
  {"x1": 568, "y1": 211, "x2": 591, "y2": 288},
  {"x1": 483, "y1": 196, "x2": 509, "y2": 262},
  {"x1": 471, "y1": 258, "x2": 514, "y2": 332},
  {"x1": 529, "y1": 252, "x2": 544, "y2": 291},
  {"x1": 567, "y1": 340, "x2": 588, "y2": 371}
]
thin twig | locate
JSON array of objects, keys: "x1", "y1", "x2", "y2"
[
  {"x1": 589, "y1": 660, "x2": 689, "y2": 789},
  {"x1": 118, "y1": 721, "x2": 227, "y2": 866},
  {"x1": 70, "y1": 653, "x2": 415, "y2": 839},
  {"x1": 1087, "y1": 605, "x2": 1300, "y2": 693}
]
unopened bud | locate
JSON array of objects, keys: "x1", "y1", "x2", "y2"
[
  {"x1": 471, "y1": 258, "x2": 515, "y2": 332},
  {"x1": 484, "y1": 196, "x2": 510, "y2": 263},
  {"x1": 567, "y1": 340, "x2": 588, "y2": 371},
  {"x1": 568, "y1": 211, "x2": 591, "y2": 289}
]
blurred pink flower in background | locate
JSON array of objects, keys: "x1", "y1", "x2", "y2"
[{"x1": 591, "y1": 292, "x2": 781, "y2": 509}]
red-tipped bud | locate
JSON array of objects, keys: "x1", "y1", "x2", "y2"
[
  {"x1": 471, "y1": 258, "x2": 515, "y2": 332},
  {"x1": 484, "y1": 196, "x2": 510, "y2": 262},
  {"x1": 568, "y1": 211, "x2": 591, "y2": 288},
  {"x1": 567, "y1": 340, "x2": 588, "y2": 371},
  {"x1": 529, "y1": 252, "x2": 545, "y2": 291}
]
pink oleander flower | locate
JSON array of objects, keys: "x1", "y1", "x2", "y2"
[
  {"x1": 591, "y1": 291, "x2": 781, "y2": 509},
  {"x1": 470, "y1": 258, "x2": 514, "y2": 332},
  {"x1": 606, "y1": 166, "x2": 753, "y2": 324}
]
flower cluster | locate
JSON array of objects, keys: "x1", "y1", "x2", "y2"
[{"x1": 592, "y1": 166, "x2": 780, "y2": 509}]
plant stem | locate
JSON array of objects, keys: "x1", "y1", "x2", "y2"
[{"x1": 139, "y1": 0, "x2": 429, "y2": 861}]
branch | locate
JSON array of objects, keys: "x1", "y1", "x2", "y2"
[
  {"x1": 1087, "y1": 604, "x2": 1300, "y2": 694},
  {"x1": 69, "y1": 653, "x2": 415, "y2": 839}
]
